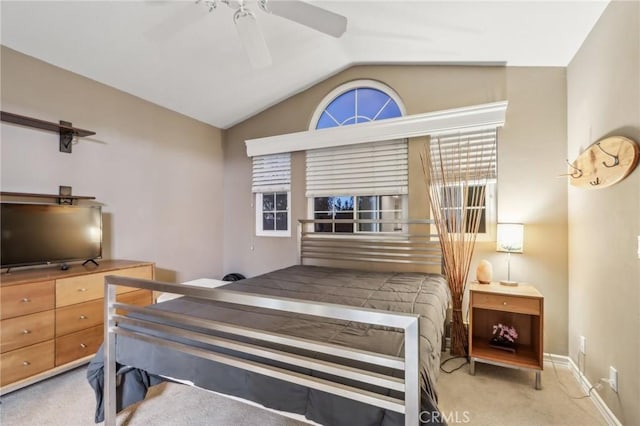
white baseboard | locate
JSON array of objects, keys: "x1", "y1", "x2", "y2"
[{"x1": 544, "y1": 353, "x2": 622, "y2": 426}]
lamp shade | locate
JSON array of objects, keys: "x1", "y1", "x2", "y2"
[{"x1": 496, "y1": 223, "x2": 524, "y2": 253}]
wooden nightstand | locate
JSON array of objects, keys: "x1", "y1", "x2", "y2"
[{"x1": 468, "y1": 282, "x2": 544, "y2": 389}]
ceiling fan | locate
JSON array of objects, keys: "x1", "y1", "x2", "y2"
[{"x1": 196, "y1": 0, "x2": 347, "y2": 68}]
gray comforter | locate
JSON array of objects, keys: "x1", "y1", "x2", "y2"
[{"x1": 88, "y1": 265, "x2": 450, "y2": 425}]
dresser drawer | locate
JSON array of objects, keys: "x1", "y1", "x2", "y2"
[
  {"x1": 1, "y1": 310, "x2": 55, "y2": 353},
  {"x1": 55, "y1": 325, "x2": 103, "y2": 366},
  {"x1": 55, "y1": 299, "x2": 103, "y2": 337},
  {"x1": 117, "y1": 289, "x2": 153, "y2": 312},
  {"x1": 472, "y1": 292, "x2": 541, "y2": 315},
  {"x1": 0, "y1": 281, "x2": 54, "y2": 320},
  {"x1": 56, "y1": 265, "x2": 154, "y2": 307},
  {"x1": 0, "y1": 340, "x2": 54, "y2": 386}
]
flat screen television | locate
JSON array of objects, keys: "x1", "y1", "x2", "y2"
[{"x1": 1, "y1": 203, "x2": 102, "y2": 269}]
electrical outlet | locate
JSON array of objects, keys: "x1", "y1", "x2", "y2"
[
  {"x1": 609, "y1": 366, "x2": 618, "y2": 392},
  {"x1": 579, "y1": 336, "x2": 586, "y2": 354}
]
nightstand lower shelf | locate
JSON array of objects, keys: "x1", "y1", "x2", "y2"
[
  {"x1": 468, "y1": 282, "x2": 544, "y2": 390},
  {"x1": 471, "y1": 338, "x2": 540, "y2": 369}
]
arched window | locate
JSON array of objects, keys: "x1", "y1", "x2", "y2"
[
  {"x1": 308, "y1": 81, "x2": 407, "y2": 233},
  {"x1": 311, "y1": 80, "x2": 405, "y2": 130}
]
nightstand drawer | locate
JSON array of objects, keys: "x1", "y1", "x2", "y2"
[
  {"x1": 473, "y1": 293, "x2": 540, "y2": 315},
  {"x1": 0, "y1": 340, "x2": 54, "y2": 386},
  {"x1": 0, "y1": 281, "x2": 54, "y2": 320},
  {"x1": 0, "y1": 311, "x2": 55, "y2": 353},
  {"x1": 55, "y1": 325, "x2": 103, "y2": 366}
]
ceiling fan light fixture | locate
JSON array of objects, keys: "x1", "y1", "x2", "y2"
[{"x1": 233, "y1": 7, "x2": 272, "y2": 68}]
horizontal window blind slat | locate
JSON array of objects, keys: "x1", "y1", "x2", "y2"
[
  {"x1": 430, "y1": 128, "x2": 497, "y2": 182},
  {"x1": 306, "y1": 140, "x2": 408, "y2": 197},
  {"x1": 252, "y1": 153, "x2": 291, "y2": 193}
]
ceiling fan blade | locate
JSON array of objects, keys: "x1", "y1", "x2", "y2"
[
  {"x1": 234, "y1": 8, "x2": 272, "y2": 68},
  {"x1": 259, "y1": 0, "x2": 347, "y2": 38}
]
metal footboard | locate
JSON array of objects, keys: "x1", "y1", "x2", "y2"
[{"x1": 103, "y1": 276, "x2": 422, "y2": 426}]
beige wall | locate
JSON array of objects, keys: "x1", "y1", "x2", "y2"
[
  {"x1": 1, "y1": 46, "x2": 225, "y2": 283},
  {"x1": 567, "y1": 2, "x2": 640, "y2": 424},
  {"x1": 224, "y1": 65, "x2": 568, "y2": 355}
]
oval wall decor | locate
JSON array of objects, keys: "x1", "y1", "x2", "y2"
[{"x1": 568, "y1": 136, "x2": 639, "y2": 189}]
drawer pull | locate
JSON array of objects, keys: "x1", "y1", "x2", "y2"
[
  {"x1": 22, "y1": 361, "x2": 31, "y2": 366},
  {"x1": 79, "y1": 315, "x2": 88, "y2": 320},
  {"x1": 78, "y1": 288, "x2": 88, "y2": 292},
  {"x1": 503, "y1": 302, "x2": 508, "y2": 305},
  {"x1": 21, "y1": 297, "x2": 31, "y2": 303},
  {"x1": 80, "y1": 343, "x2": 87, "y2": 349},
  {"x1": 22, "y1": 329, "x2": 31, "y2": 335}
]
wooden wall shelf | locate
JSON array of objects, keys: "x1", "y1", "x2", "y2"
[
  {"x1": 1, "y1": 111, "x2": 96, "y2": 153},
  {"x1": 1, "y1": 192, "x2": 96, "y2": 205}
]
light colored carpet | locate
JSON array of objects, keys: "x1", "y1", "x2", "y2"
[{"x1": 0, "y1": 356, "x2": 606, "y2": 426}]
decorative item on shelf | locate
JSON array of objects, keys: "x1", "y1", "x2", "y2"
[
  {"x1": 476, "y1": 259, "x2": 493, "y2": 284},
  {"x1": 489, "y1": 323, "x2": 518, "y2": 353},
  {"x1": 58, "y1": 185, "x2": 73, "y2": 205},
  {"x1": 496, "y1": 223, "x2": 524, "y2": 286},
  {"x1": 565, "y1": 136, "x2": 639, "y2": 189}
]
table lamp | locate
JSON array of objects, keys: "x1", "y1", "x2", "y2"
[{"x1": 496, "y1": 223, "x2": 524, "y2": 286}]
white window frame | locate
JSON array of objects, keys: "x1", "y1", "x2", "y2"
[
  {"x1": 434, "y1": 181, "x2": 496, "y2": 241},
  {"x1": 256, "y1": 191, "x2": 291, "y2": 237},
  {"x1": 307, "y1": 194, "x2": 408, "y2": 235}
]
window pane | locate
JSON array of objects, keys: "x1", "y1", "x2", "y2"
[
  {"x1": 314, "y1": 197, "x2": 330, "y2": 211},
  {"x1": 276, "y1": 193, "x2": 288, "y2": 210},
  {"x1": 275, "y1": 212, "x2": 288, "y2": 231},
  {"x1": 380, "y1": 195, "x2": 402, "y2": 211},
  {"x1": 358, "y1": 196, "x2": 377, "y2": 211},
  {"x1": 442, "y1": 187, "x2": 461, "y2": 206},
  {"x1": 335, "y1": 223, "x2": 354, "y2": 233},
  {"x1": 335, "y1": 210, "x2": 354, "y2": 233},
  {"x1": 467, "y1": 186, "x2": 485, "y2": 208},
  {"x1": 331, "y1": 196, "x2": 353, "y2": 212},
  {"x1": 314, "y1": 212, "x2": 332, "y2": 232},
  {"x1": 317, "y1": 111, "x2": 338, "y2": 130},
  {"x1": 326, "y1": 90, "x2": 355, "y2": 125},
  {"x1": 262, "y1": 213, "x2": 275, "y2": 231},
  {"x1": 262, "y1": 193, "x2": 275, "y2": 211},
  {"x1": 357, "y1": 88, "x2": 392, "y2": 121},
  {"x1": 465, "y1": 209, "x2": 486, "y2": 233},
  {"x1": 375, "y1": 101, "x2": 402, "y2": 120}
]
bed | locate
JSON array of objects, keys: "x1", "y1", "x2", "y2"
[{"x1": 89, "y1": 219, "x2": 450, "y2": 426}]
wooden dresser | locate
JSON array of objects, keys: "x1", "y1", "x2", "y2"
[{"x1": 0, "y1": 259, "x2": 154, "y2": 394}]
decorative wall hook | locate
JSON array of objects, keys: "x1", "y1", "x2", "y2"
[
  {"x1": 565, "y1": 159, "x2": 583, "y2": 178},
  {"x1": 595, "y1": 142, "x2": 620, "y2": 168},
  {"x1": 567, "y1": 136, "x2": 639, "y2": 190}
]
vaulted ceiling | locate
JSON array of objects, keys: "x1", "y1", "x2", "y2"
[{"x1": 1, "y1": 1, "x2": 608, "y2": 129}]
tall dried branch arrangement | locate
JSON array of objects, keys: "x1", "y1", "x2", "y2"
[{"x1": 421, "y1": 130, "x2": 496, "y2": 356}]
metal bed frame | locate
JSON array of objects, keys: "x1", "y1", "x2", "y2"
[{"x1": 103, "y1": 219, "x2": 443, "y2": 426}]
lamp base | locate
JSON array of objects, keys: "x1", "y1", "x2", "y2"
[{"x1": 499, "y1": 280, "x2": 519, "y2": 286}]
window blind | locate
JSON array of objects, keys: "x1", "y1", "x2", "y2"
[
  {"x1": 251, "y1": 153, "x2": 291, "y2": 193},
  {"x1": 306, "y1": 139, "x2": 408, "y2": 197},
  {"x1": 429, "y1": 127, "x2": 497, "y2": 182}
]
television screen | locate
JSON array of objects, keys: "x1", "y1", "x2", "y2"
[{"x1": 1, "y1": 203, "x2": 102, "y2": 268}]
